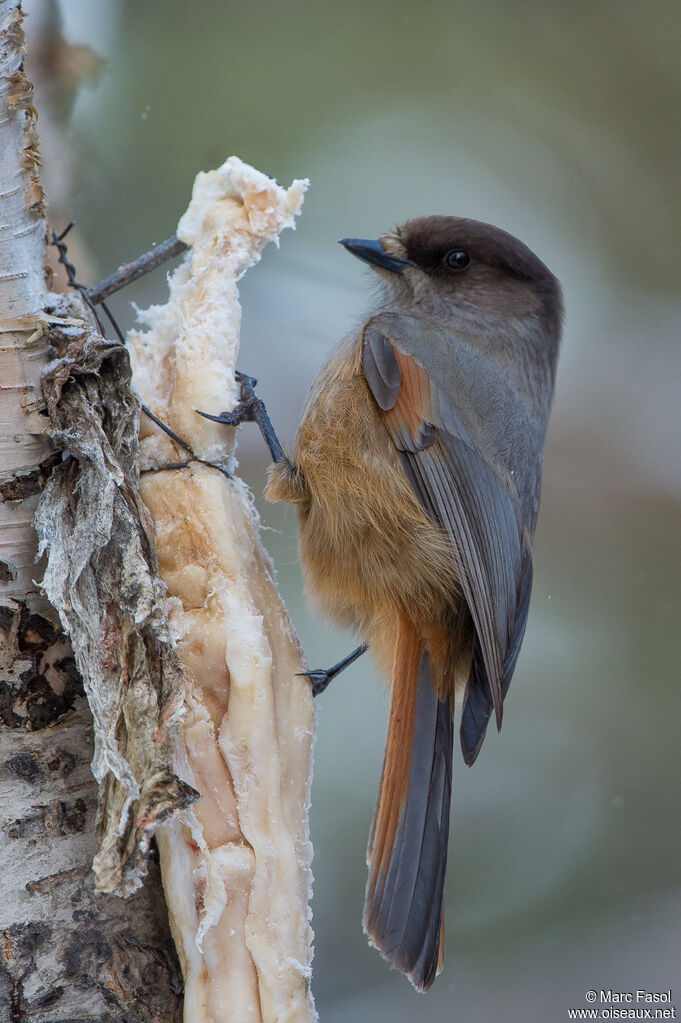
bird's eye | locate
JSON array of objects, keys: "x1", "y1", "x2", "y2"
[{"x1": 443, "y1": 249, "x2": 471, "y2": 271}]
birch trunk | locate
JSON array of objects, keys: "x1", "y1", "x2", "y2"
[{"x1": 0, "y1": 5, "x2": 182, "y2": 1019}]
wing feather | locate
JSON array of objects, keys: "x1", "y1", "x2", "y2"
[{"x1": 362, "y1": 324, "x2": 533, "y2": 762}]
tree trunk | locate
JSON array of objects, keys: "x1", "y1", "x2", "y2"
[{"x1": 0, "y1": 5, "x2": 184, "y2": 1019}]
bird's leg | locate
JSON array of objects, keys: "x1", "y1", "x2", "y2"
[
  {"x1": 299, "y1": 643, "x2": 368, "y2": 697},
  {"x1": 200, "y1": 372, "x2": 366, "y2": 699},
  {"x1": 196, "y1": 371, "x2": 286, "y2": 464}
]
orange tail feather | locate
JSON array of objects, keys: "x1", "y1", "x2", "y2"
[{"x1": 364, "y1": 616, "x2": 453, "y2": 991}]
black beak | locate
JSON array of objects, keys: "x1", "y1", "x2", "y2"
[{"x1": 339, "y1": 238, "x2": 412, "y2": 276}]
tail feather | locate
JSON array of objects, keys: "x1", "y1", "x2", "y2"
[{"x1": 364, "y1": 619, "x2": 453, "y2": 991}]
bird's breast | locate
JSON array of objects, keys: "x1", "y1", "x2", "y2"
[{"x1": 272, "y1": 333, "x2": 460, "y2": 637}]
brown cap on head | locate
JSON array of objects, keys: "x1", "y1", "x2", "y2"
[
  {"x1": 397, "y1": 216, "x2": 552, "y2": 283},
  {"x1": 386, "y1": 215, "x2": 563, "y2": 338}
]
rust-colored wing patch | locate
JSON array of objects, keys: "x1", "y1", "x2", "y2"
[{"x1": 384, "y1": 348, "x2": 435, "y2": 444}]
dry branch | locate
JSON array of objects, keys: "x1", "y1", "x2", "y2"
[{"x1": 86, "y1": 235, "x2": 188, "y2": 306}]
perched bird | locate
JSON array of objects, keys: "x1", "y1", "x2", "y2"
[{"x1": 263, "y1": 215, "x2": 562, "y2": 989}]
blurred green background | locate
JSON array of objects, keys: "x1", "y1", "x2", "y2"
[{"x1": 29, "y1": 0, "x2": 681, "y2": 1018}]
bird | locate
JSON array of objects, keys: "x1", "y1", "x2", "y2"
[{"x1": 238, "y1": 215, "x2": 562, "y2": 990}]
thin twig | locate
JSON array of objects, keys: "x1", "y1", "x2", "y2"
[
  {"x1": 49, "y1": 226, "x2": 231, "y2": 480},
  {"x1": 100, "y1": 300, "x2": 126, "y2": 344},
  {"x1": 141, "y1": 462, "x2": 191, "y2": 473},
  {"x1": 141, "y1": 405, "x2": 194, "y2": 454},
  {"x1": 51, "y1": 224, "x2": 107, "y2": 335},
  {"x1": 86, "y1": 236, "x2": 188, "y2": 305},
  {"x1": 141, "y1": 405, "x2": 233, "y2": 479}
]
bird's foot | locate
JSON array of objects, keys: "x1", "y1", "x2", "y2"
[
  {"x1": 298, "y1": 643, "x2": 368, "y2": 697},
  {"x1": 196, "y1": 371, "x2": 285, "y2": 463}
]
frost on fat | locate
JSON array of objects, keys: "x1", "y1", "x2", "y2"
[
  {"x1": 128, "y1": 156, "x2": 308, "y2": 469},
  {"x1": 129, "y1": 158, "x2": 316, "y2": 1023}
]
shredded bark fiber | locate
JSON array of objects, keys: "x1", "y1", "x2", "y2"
[{"x1": 34, "y1": 292, "x2": 197, "y2": 896}]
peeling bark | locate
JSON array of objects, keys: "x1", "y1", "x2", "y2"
[{"x1": 34, "y1": 294, "x2": 198, "y2": 896}]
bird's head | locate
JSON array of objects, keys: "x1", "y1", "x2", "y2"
[{"x1": 340, "y1": 215, "x2": 563, "y2": 344}]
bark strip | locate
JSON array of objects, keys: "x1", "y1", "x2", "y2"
[{"x1": 33, "y1": 294, "x2": 198, "y2": 895}]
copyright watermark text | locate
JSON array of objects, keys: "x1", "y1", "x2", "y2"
[{"x1": 567, "y1": 990, "x2": 676, "y2": 1019}]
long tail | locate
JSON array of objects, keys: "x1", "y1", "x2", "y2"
[{"x1": 363, "y1": 617, "x2": 453, "y2": 991}]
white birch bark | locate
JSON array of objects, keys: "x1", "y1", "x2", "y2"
[{"x1": 0, "y1": 0, "x2": 50, "y2": 596}]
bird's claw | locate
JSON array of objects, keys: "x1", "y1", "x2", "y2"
[
  {"x1": 196, "y1": 371, "x2": 261, "y2": 427},
  {"x1": 297, "y1": 644, "x2": 368, "y2": 697},
  {"x1": 297, "y1": 668, "x2": 336, "y2": 698},
  {"x1": 234, "y1": 370, "x2": 257, "y2": 391}
]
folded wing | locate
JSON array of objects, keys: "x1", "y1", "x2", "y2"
[{"x1": 362, "y1": 323, "x2": 533, "y2": 764}]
